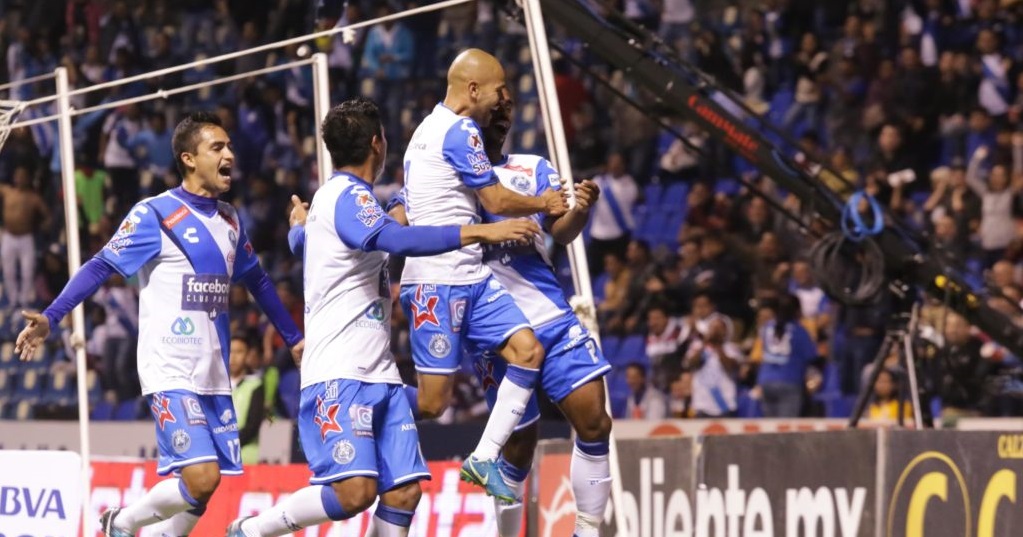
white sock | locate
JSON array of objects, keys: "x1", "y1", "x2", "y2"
[
  {"x1": 366, "y1": 504, "x2": 415, "y2": 537},
  {"x1": 241, "y1": 485, "x2": 344, "y2": 537},
  {"x1": 144, "y1": 508, "x2": 203, "y2": 536},
  {"x1": 571, "y1": 442, "x2": 612, "y2": 537},
  {"x1": 372, "y1": 515, "x2": 411, "y2": 537},
  {"x1": 472, "y1": 365, "x2": 538, "y2": 460},
  {"x1": 495, "y1": 476, "x2": 526, "y2": 537},
  {"x1": 115, "y1": 479, "x2": 198, "y2": 532}
]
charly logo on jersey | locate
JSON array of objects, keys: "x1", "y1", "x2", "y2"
[
  {"x1": 450, "y1": 298, "x2": 466, "y2": 333},
  {"x1": 181, "y1": 274, "x2": 230, "y2": 319},
  {"x1": 183, "y1": 227, "x2": 199, "y2": 244},
  {"x1": 332, "y1": 440, "x2": 356, "y2": 465},
  {"x1": 428, "y1": 334, "x2": 452, "y2": 358},
  {"x1": 349, "y1": 405, "x2": 374, "y2": 437},
  {"x1": 228, "y1": 230, "x2": 238, "y2": 248},
  {"x1": 163, "y1": 317, "x2": 201, "y2": 346},
  {"x1": 171, "y1": 429, "x2": 191, "y2": 454},
  {"x1": 314, "y1": 394, "x2": 343, "y2": 442},
  {"x1": 151, "y1": 393, "x2": 177, "y2": 431},
  {"x1": 183, "y1": 396, "x2": 206, "y2": 426},
  {"x1": 220, "y1": 409, "x2": 233, "y2": 424},
  {"x1": 410, "y1": 285, "x2": 440, "y2": 330}
]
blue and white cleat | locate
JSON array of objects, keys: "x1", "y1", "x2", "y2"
[
  {"x1": 225, "y1": 516, "x2": 254, "y2": 537},
  {"x1": 99, "y1": 507, "x2": 134, "y2": 537},
  {"x1": 460, "y1": 456, "x2": 519, "y2": 504}
]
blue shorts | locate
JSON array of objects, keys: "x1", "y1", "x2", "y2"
[
  {"x1": 400, "y1": 276, "x2": 531, "y2": 375},
  {"x1": 298, "y1": 379, "x2": 430, "y2": 491},
  {"x1": 148, "y1": 390, "x2": 242, "y2": 476},
  {"x1": 470, "y1": 314, "x2": 611, "y2": 423}
]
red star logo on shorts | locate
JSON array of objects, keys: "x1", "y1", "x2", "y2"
[
  {"x1": 313, "y1": 396, "x2": 343, "y2": 441},
  {"x1": 151, "y1": 395, "x2": 177, "y2": 431},
  {"x1": 410, "y1": 285, "x2": 440, "y2": 330}
]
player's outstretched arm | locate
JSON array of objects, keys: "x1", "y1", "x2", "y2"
[
  {"x1": 476, "y1": 182, "x2": 569, "y2": 218},
  {"x1": 550, "y1": 180, "x2": 600, "y2": 245},
  {"x1": 384, "y1": 188, "x2": 538, "y2": 247},
  {"x1": 15, "y1": 257, "x2": 117, "y2": 360}
]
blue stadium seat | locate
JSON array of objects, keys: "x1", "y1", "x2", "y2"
[
  {"x1": 825, "y1": 395, "x2": 856, "y2": 418},
  {"x1": 86, "y1": 370, "x2": 103, "y2": 406},
  {"x1": 714, "y1": 178, "x2": 741, "y2": 197},
  {"x1": 518, "y1": 128, "x2": 539, "y2": 152},
  {"x1": 115, "y1": 399, "x2": 142, "y2": 421},
  {"x1": 14, "y1": 370, "x2": 43, "y2": 403},
  {"x1": 615, "y1": 335, "x2": 648, "y2": 366},
  {"x1": 661, "y1": 183, "x2": 688, "y2": 211},
  {"x1": 0, "y1": 370, "x2": 12, "y2": 395},
  {"x1": 278, "y1": 369, "x2": 301, "y2": 419},
  {"x1": 517, "y1": 73, "x2": 534, "y2": 96},
  {"x1": 662, "y1": 212, "x2": 686, "y2": 248},
  {"x1": 639, "y1": 210, "x2": 668, "y2": 243},
  {"x1": 737, "y1": 390, "x2": 764, "y2": 418},
  {"x1": 930, "y1": 397, "x2": 943, "y2": 419},
  {"x1": 0, "y1": 343, "x2": 17, "y2": 372},
  {"x1": 644, "y1": 184, "x2": 663, "y2": 205},
  {"x1": 91, "y1": 400, "x2": 114, "y2": 421},
  {"x1": 600, "y1": 336, "x2": 621, "y2": 359},
  {"x1": 14, "y1": 400, "x2": 33, "y2": 420},
  {"x1": 41, "y1": 370, "x2": 73, "y2": 405},
  {"x1": 0, "y1": 400, "x2": 9, "y2": 420},
  {"x1": 606, "y1": 367, "x2": 631, "y2": 418}
]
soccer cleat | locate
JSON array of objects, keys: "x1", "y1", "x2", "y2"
[
  {"x1": 99, "y1": 507, "x2": 134, "y2": 537},
  {"x1": 225, "y1": 516, "x2": 254, "y2": 537},
  {"x1": 460, "y1": 456, "x2": 519, "y2": 504}
]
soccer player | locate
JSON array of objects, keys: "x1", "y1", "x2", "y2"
[
  {"x1": 15, "y1": 112, "x2": 304, "y2": 537},
  {"x1": 400, "y1": 48, "x2": 569, "y2": 502},
  {"x1": 389, "y1": 97, "x2": 614, "y2": 537},
  {"x1": 229, "y1": 98, "x2": 540, "y2": 536}
]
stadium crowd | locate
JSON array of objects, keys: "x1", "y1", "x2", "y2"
[{"x1": 3, "y1": 0, "x2": 1023, "y2": 428}]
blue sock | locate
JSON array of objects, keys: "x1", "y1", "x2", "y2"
[
  {"x1": 575, "y1": 439, "x2": 610, "y2": 456},
  {"x1": 177, "y1": 479, "x2": 202, "y2": 509},
  {"x1": 375, "y1": 504, "x2": 415, "y2": 528},
  {"x1": 320, "y1": 485, "x2": 351, "y2": 521},
  {"x1": 403, "y1": 385, "x2": 421, "y2": 419},
  {"x1": 498, "y1": 456, "x2": 530, "y2": 483},
  {"x1": 505, "y1": 364, "x2": 540, "y2": 389}
]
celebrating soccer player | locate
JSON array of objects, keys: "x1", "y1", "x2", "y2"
[
  {"x1": 390, "y1": 96, "x2": 614, "y2": 537},
  {"x1": 230, "y1": 97, "x2": 540, "y2": 536},
  {"x1": 15, "y1": 112, "x2": 304, "y2": 537},
  {"x1": 398, "y1": 48, "x2": 569, "y2": 502}
]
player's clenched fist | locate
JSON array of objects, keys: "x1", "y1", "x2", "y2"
[
  {"x1": 540, "y1": 187, "x2": 570, "y2": 217},
  {"x1": 573, "y1": 180, "x2": 600, "y2": 211}
]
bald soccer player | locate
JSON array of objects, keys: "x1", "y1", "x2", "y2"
[{"x1": 398, "y1": 49, "x2": 568, "y2": 502}]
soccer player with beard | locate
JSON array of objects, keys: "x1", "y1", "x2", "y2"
[
  {"x1": 389, "y1": 97, "x2": 614, "y2": 537},
  {"x1": 399, "y1": 48, "x2": 569, "y2": 502},
  {"x1": 16, "y1": 112, "x2": 304, "y2": 537}
]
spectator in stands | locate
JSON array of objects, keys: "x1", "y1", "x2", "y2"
[
  {"x1": 360, "y1": 4, "x2": 414, "y2": 134},
  {"x1": 754, "y1": 294, "x2": 816, "y2": 418},
  {"x1": 685, "y1": 317, "x2": 740, "y2": 417},
  {"x1": 128, "y1": 111, "x2": 174, "y2": 197},
  {"x1": 74, "y1": 156, "x2": 107, "y2": 238},
  {"x1": 624, "y1": 363, "x2": 667, "y2": 420},
  {"x1": 698, "y1": 231, "x2": 750, "y2": 320},
  {"x1": 938, "y1": 313, "x2": 991, "y2": 416},
  {"x1": 975, "y1": 28, "x2": 1012, "y2": 118},
  {"x1": 834, "y1": 296, "x2": 888, "y2": 396},
  {"x1": 598, "y1": 251, "x2": 631, "y2": 329},
  {"x1": 94, "y1": 274, "x2": 138, "y2": 402},
  {"x1": 788, "y1": 259, "x2": 830, "y2": 339},
  {"x1": 683, "y1": 182, "x2": 729, "y2": 232},
  {"x1": 966, "y1": 147, "x2": 1021, "y2": 266},
  {"x1": 784, "y1": 32, "x2": 828, "y2": 132},
  {"x1": 667, "y1": 370, "x2": 694, "y2": 418},
  {"x1": 230, "y1": 335, "x2": 265, "y2": 465},
  {"x1": 589, "y1": 152, "x2": 638, "y2": 275},
  {"x1": 672, "y1": 238, "x2": 703, "y2": 314},
  {"x1": 99, "y1": 103, "x2": 143, "y2": 216},
  {"x1": 645, "y1": 302, "x2": 685, "y2": 390},
  {"x1": 1, "y1": 167, "x2": 50, "y2": 307},
  {"x1": 868, "y1": 368, "x2": 911, "y2": 422}
]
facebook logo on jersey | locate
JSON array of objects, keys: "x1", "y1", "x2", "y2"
[{"x1": 182, "y1": 274, "x2": 230, "y2": 319}]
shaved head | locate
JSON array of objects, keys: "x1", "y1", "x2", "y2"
[{"x1": 444, "y1": 48, "x2": 509, "y2": 126}]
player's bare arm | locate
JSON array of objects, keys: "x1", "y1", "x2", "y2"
[
  {"x1": 549, "y1": 180, "x2": 600, "y2": 245},
  {"x1": 476, "y1": 181, "x2": 569, "y2": 218}
]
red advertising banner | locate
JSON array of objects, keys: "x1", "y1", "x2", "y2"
[{"x1": 88, "y1": 460, "x2": 517, "y2": 537}]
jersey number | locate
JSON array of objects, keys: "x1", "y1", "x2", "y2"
[
  {"x1": 228, "y1": 438, "x2": 241, "y2": 464},
  {"x1": 586, "y1": 341, "x2": 599, "y2": 364}
]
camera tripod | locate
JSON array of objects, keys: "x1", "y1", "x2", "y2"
[{"x1": 848, "y1": 282, "x2": 926, "y2": 429}]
